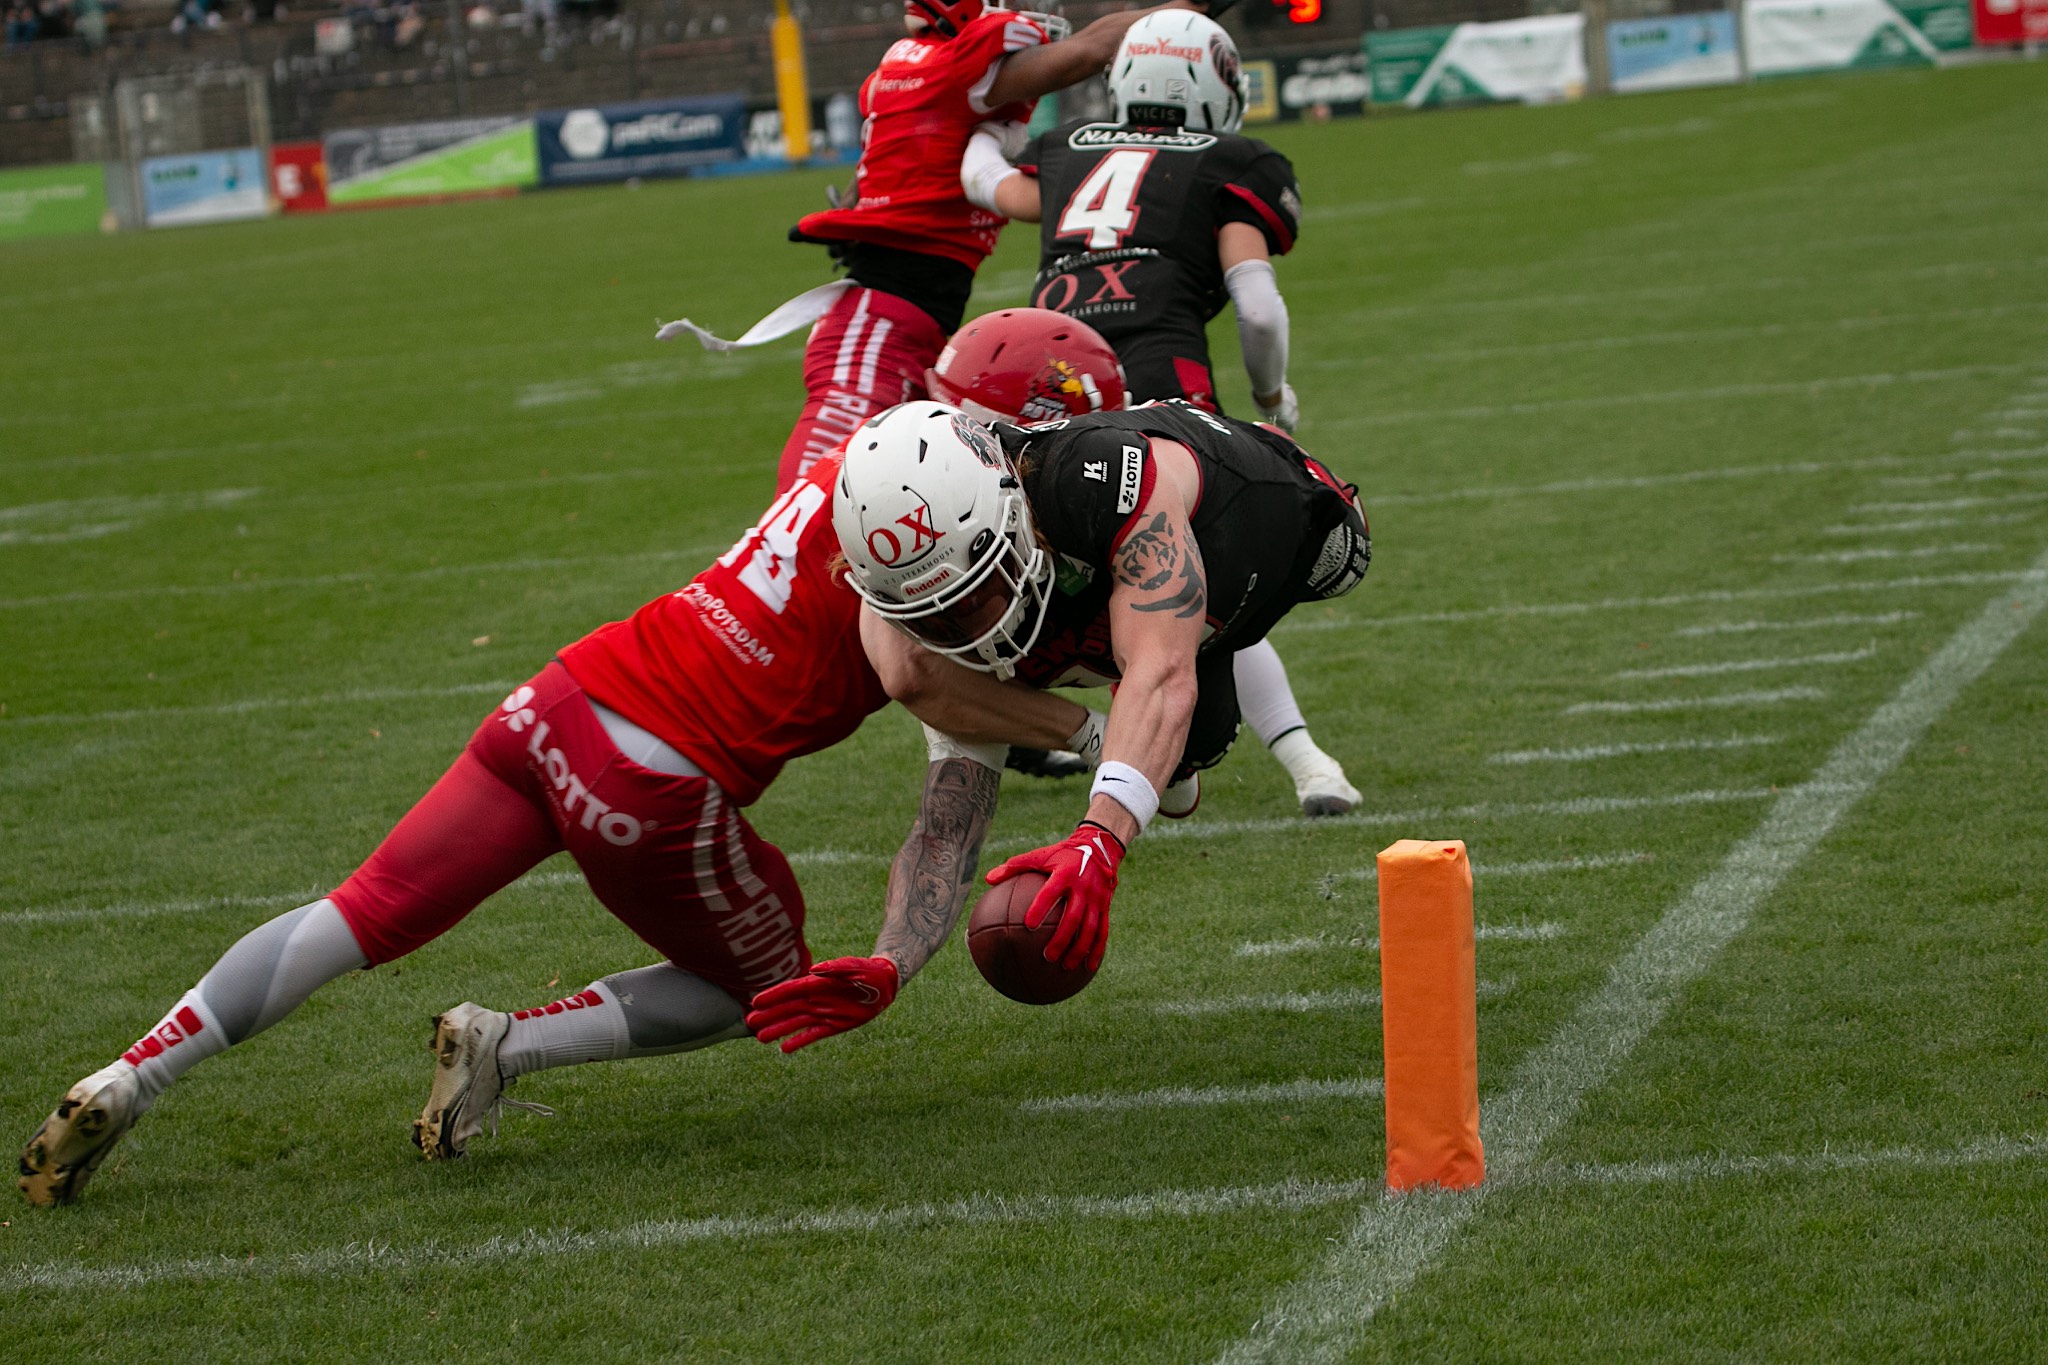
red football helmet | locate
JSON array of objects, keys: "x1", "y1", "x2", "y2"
[
  {"x1": 903, "y1": 0, "x2": 984, "y2": 37},
  {"x1": 926, "y1": 308, "x2": 1129, "y2": 425}
]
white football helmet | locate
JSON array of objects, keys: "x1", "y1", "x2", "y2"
[
  {"x1": 833, "y1": 401, "x2": 1052, "y2": 677},
  {"x1": 1109, "y1": 11, "x2": 1245, "y2": 135}
]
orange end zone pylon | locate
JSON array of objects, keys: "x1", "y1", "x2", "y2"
[{"x1": 1377, "y1": 838, "x2": 1485, "y2": 1192}]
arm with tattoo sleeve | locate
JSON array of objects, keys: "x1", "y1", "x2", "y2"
[{"x1": 745, "y1": 758, "x2": 1000, "y2": 1052}]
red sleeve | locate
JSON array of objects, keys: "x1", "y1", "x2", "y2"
[{"x1": 953, "y1": 10, "x2": 1050, "y2": 114}]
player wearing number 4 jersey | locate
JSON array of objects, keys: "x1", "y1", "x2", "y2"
[{"x1": 19, "y1": 455, "x2": 1101, "y2": 1207}]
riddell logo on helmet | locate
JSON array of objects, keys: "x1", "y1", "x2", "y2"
[
  {"x1": 1126, "y1": 38, "x2": 1203, "y2": 61},
  {"x1": 865, "y1": 497, "x2": 944, "y2": 567}
]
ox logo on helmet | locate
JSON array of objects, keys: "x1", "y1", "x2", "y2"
[{"x1": 865, "y1": 492, "x2": 944, "y2": 567}]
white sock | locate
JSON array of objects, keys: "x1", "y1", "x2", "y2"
[
  {"x1": 119, "y1": 989, "x2": 230, "y2": 1104},
  {"x1": 1234, "y1": 639, "x2": 1309, "y2": 748},
  {"x1": 498, "y1": 981, "x2": 632, "y2": 1078},
  {"x1": 1270, "y1": 728, "x2": 1344, "y2": 786}
]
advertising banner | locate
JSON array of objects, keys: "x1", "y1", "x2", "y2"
[
  {"x1": 1244, "y1": 49, "x2": 1370, "y2": 123},
  {"x1": 1975, "y1": 0, "x2": 2048, "y2": 43},
  {"x1": 141, "y1": 148, "x2": 268, "y2": 228},
  {"x1": 324, "y1": 117, "x2": 537, "y2": 207},
  {"x1": 1893, "y1": 0, "x2": 1978, "y2": 45},
  {"x1": 1365, "y1": 26, "x2": 1459, "y2": 105},
  {"x1": 534, "y1": 95, "x2": 747, "y2": 186},
  {"x1": 1743, "y1": 0, "x2": 1940, "y2": 76},
  {"x1": 1370, "y1": 15, "x2": 1586, "y2": 108},
  {"x1": 1607, "y1": 13, "x2": 1743, "y2": 93},
  {"x1": 269, "y1": 140, "x2": 328, "y2": 213},
  {"x1": 0, "y1": 162, "x2": 107, "y2": 242}
]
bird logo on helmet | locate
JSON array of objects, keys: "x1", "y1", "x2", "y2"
[
  {"x1": 834, "y1": 402, "x2": 1052, "y2": 677},
  {"x1": 925, "y1": 308, "x2": 1129, "y2": 426}
]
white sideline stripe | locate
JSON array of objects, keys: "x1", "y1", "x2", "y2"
[
  {"x1": 0, "y1": 542, "x2": 728, "y2": 611},
  {"x1": 1337, "y1": 856, "x2": 1648, "y2": 883},
  {"x1": 1320, "y1": 364, "x2": 2029, "y2": 428},
  {"x1": 999, "y1": 787, "x2": 1785, "y2": 853},
  {"x1": 5, "y1": 681, "x2": 517, "y2": 727},
  {"x1": 5, "y1": 1137, "x2": 2041, "y2": 1295},
  {"x1": 1564, "y1": 687, "x2": 1826, "y2": 715},
  {"x1": 1851, "y1": 491, "x2": 2048, "y2": 513},
  {"x1": 1156, "y1": 982, "x2": 1512, "y2": 1019},
  {"x1": 1278, "y1": 569, "x2": 2045, "y2": 633},
  {"x1": 1822, "y1": 517, "x2": 1968, "y2": 532},
  {"x1": 1237, "y1": 923, "x2": 1565, "y2": 959},
  {"x1": 1216, "y1": 541, "x2": 2048, "y2": 1365},
  {"x1": 1676, "y1": 611, "x2": 1918, "y2": 636},
  {"x1": 0, "y1": 850, "x2": 883, "y2": 927},
  {"x1": 1491, "y1": 736, "x2": 1780, "y2": 762},
  {"x1": 1770, "y1": 543, "x2": 1998, "y2": 564},
  {"x1": 1364, "y1": 454, "x2": 1914, "y2": 506},
  {"x1": 1613, "y1": 645, "x2": 1876, "y2": 679},
  {"x1": 1021, "y1": 1078, "x2": 1385, "y2": 1115}
]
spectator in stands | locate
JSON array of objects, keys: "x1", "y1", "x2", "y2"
[
  {"x1": 4, "y1": 0, "x2": 38, "y2": 47},
  {"x1": 33, "y1": 0, "x2": 67, "y2": 40},
  {"x1": 72, "y1": 0, "x2": 104, "y2": 47}
]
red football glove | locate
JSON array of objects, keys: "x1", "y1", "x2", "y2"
[
  {"x1": 745, "y1": 956, "x2": 900, "y2": 1054},
  {"x1": 986, "y1": 821, "x2": 1126, "y2": 972}
]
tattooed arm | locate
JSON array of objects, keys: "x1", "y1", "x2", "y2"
[
  {"x1": 1085, "y1": 438, "x2": 1208, "y2": 845},
  {"x1": 874, "y1": 756, "x2": 1003, "y2": 982}
]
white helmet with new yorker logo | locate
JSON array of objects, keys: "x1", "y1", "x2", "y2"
[
  {"x1": 1109, "y1": 11, "x2": 1245, "y2": 135},
  {"x1": 833, "y1": 401, "x2": 1052, "y2": 678}
]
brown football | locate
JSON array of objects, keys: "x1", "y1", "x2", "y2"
[{"x1": 966, "y1": 871, "x2": 1098, "y2": 1005}]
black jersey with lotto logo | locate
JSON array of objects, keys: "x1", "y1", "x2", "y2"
[
  {"x1": 995, "y1": 402, "x2": 1368, "y2": 694},
  {"x1": 1015, "y1": 121, "x2": 1302, "y2": 378}
]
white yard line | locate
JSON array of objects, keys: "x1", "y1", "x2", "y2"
[
  {"x1": 5, "y1": 681, "x2": 518, "y2": 727},
  {"x1": 1491, "y1": 736, "x2": 1780, "y2": 762},
  {"x1": 1277, "y1": 568, "x2": 2044, "y2": 633},
  {"x1": 1215, "y1": 539, "x2": 2048, "y2": 1365},
  {"x1": 1319, "y1": 364, "x2": 2029, "y2": 429},
  {"x1": 1237, "y1": 923, "x2": 1566, "y2": 959},
  {"x1": 1770, "y1": 543, "x2": 1998, "y2": 564},
  {"x1": 1337, "y1": 855, "x2": 1648, "y2": 883},
  {"x1": 997, "y1": 788, "x2": 1785, "y2": 854},
  {"x1": 1821, "y1": 516, "x2": 1969, "y2": 533},
  {"x1": 1613, "y1": 645, "x2": 1876, "y2": 680},
  {"x1": 1021, "y1": 1078, "x2": 1385, "y2": 1115},
  {"x1": 0, "y1": 543, "x2": 728, "y2": 612},
  {"x1": 3, "y1": 1137, "x2": 2039, "y2": 1295},
  {"x1": 1674, "y1": 612, "x2": 1916, "y2": 636},
  {"x1": 1365, "y1": 455, "x2": 1914, "y2": 507},
  {"x1": 1155, "y1": 982, "x2": 1515, "y2": 1019},
  {"x1": 1564, "y1": 687, "x2": 1826, "y2": 715},
  {"x1": 1850, "y1": 491, "x2": 2048, "y2": 513},
  {"x1": 0, "y1": 850, "x2": 882, "y2": 928}
]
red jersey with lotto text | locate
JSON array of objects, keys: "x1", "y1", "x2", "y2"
[
  {"x1": 793, "y1": 10, "x2": 1047, "y2": 270},
  {"x1": 556, "y1": 458, "x2": 889, "y2": 807}
]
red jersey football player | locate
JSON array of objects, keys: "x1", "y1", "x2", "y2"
[
  {"x1": 18, "y1": 454, "x2": 1101, "y2": 1207},
  {"x1": 664, "y1": 0, "x2": 1219, "y2": 493}
]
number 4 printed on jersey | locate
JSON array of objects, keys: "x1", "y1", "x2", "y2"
[
  {"x1": 715, "y1": 482, "x2": 827, "y2": 614},
  {"x1": 1056, "y1": 149, "x2": 1156, "y2": 250}
]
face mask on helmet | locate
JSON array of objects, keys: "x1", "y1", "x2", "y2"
[
  {"x1": 834, "y1": 401, "x2": 1054, "y2": 678},
  {"x1": 925, "y1": 307, "x2": 1129, "y2": 426},
  {"x1": 1109, "y1": 11, "x2": 1245, "y2": 134}
]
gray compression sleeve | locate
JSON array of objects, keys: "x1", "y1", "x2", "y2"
[
  {"x1": 195, "y1": 898, "x2": 369, "y2": 1043},
  {"x1": 601, "y1": 963, "x2": 751, "y2": 1055}
]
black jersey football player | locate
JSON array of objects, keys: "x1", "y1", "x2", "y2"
[
  {"x1": 960, "y1": 8, "x2": 1300, "y2": 428},
  {"x1": 838, "y1": 399, "x2": 1370, "y2": 973}
]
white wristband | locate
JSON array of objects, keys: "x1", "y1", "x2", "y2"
[{"x1": 1089, "y1": 761, "x2": 1159, "y2": 832}]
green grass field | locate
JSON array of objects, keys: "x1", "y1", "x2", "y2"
[{"x1": 5, "y1": 59, "x2": 2047, "y2": 1361}]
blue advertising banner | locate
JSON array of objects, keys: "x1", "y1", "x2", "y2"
[
  {"x1": 535, "y1": 95, "x2": 748, "y2": 186},
  {"x1": 141, "y1": 148, "x2": 268, "y2": 228},
  {"x1": 1608, "y1": 13, "x2": 1743, "y2": 93}
]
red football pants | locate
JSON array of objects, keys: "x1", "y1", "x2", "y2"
[
  {"x1": 330, "y1": 663, "x2": 810, "y2": 1003},
  {"x1": 776, "y1": 285, "x2": 950, "y2": 491}
]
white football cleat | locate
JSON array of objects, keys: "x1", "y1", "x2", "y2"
[
  {"x1": 413, "y1": 1003, "x2": 550, "y2": 1160},
  {"x1": 19, "y1": 1062, "x2": 148, "y2": 1207},
  {"x1": 1294, "y1": 758, "x2": 1361, "y2": 819},
  {"x1": 1160, "y1": 772, "x2": 1201, "y2": 819}
]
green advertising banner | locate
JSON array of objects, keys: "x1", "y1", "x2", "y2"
[
  {"x1": 325, "y1": 120, "x2": 537, "y2": 207},
  {"x1": 0, "y1": 163, "x2": 108, "y2": 242},
  {"x1": 1366, "y1": 26, "x2": 1457, "y2": 106},
  {"x1": 1894, "y1": 0, "x2": 1976, "y2": 47}
]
